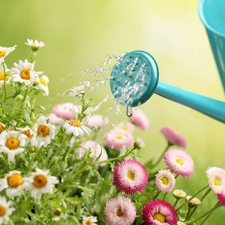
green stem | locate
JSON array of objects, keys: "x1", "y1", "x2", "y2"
[
  {"x1": 187, "y1": 187, "x2": 211, "y2": 220},
  {"x1": 185, "y1": 202, "x2": 221, "y2": 224},
  {"x1": 151, "y1": 142, "x2": 171, "y2": 168},
  {"x1": 98, "y1": 147, "x2": 135, "y2": 165}
]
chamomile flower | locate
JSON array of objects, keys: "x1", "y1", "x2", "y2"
[
  {"x1": 134, "y1": 137, "x2": 145, "y2": 149},
  {"x1": 10, "y1": 59, "x2": 40, "y2": 85},
  {"x1": 0, "y1": 170, "x2": 27, "y2": 198},
  {"x1": 0, "y1": 122, "x2": 5, "y2": 133},
  {"x1": 0, "y1": 65, "x2": 10, "y2": 86},
  {"x1": 0, "y1": 131, "x2": 27, "y2": 161},
  {"x1": 0, "y1": 196, "x2": 14, "y2": 224},
  {"x1": 26, "y1": 168, "x2": 58, "y2": 200},
  {"x1": 70, "y1": 84, "x2": 85, "y2": 97},
  {"x1": 63, "y1": 119, "x2": 91, "y2": 137},
  {"x1": 82, "y1": 216, "x2": 97, "y2": 225},
  {"x1": 142, "y1": 199, "x2": 177, "y2": 225},
  {"x1": 155, "y1": 169, "x2": 176, "y2": 193},
  {"x1": 113, "y1": 159, "x2": 148, "y2": 195},
  {"x1": 21, "y1": 127, "x2": 38, "y2": 147},
  {"x1": 25, "y1": 38, "x2": 45, "y2": 51},
  {"x1": 104, "y1": 196, "x2": 136, "y2": 225},
  {"x1": 206, "y1": 167, "x2": 225, "y2": 194},
  {"x1": 37, "y1": 75, "x2": 49, "y2": 96},
  {"x1": 0, "y1": 45, "x2": 16, "y2": 63},
  {"x1": 164, "y1": 149, "x2": 194, "y2": 178},
  {"x1": 33, "y1": 116, "x2": 55, "y2": 148}
]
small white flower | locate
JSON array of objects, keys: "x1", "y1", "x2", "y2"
[
  {"x1": 0, "y1": 45, "x2": 16, "y2": 63},
  {"x1": 0, "y1": 170, "x2": 28, "y2": 198},
  {"x1": 20, "y1": 127, "x2": 38, "y2": 147},
  {"x1": 186, "y1": 195, "x2": 201, "y2": 207},
  {"x1": 37, "y1": 75, "x2": 49, "y2": 96},
  {"x1": 10, "y1": 59, "x2": 41, "y2": 85},
  {"x1": 70, "y1": 85, "x2": 85, "y2": 97},
  {"x1": 116, "y1": 121, "x2": 135, "y2": 133},
  {"x1": 134, "y1": 137, "x2": 145, "y2": 149},
  {"x1": 173, "y1": 189, "x2": 186, "y2": 199},
  {"x1": 25, "y1": 39, "x2": 45, "y2": 51},
  {"x1": 26, "y1": 168, "x2": 58, "y2": 200},
  {"x1": 0, "y1": 131, "x2": 27, "y2": 161},
  {"x1": 33, "y1": 116, "x2": 55, "y2": 148},
  {"x1": 82, "y1": 216, "x2": 98, "y2": 225},
  {"x1": 0, "y1": 196, "x2": 14, "y2": 224},
  {"x1": 63, "y1": 119, "x2": 91, "y2": 137}
]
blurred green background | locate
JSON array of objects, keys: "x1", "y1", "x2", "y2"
[{"x1": 1, "y1": 0, "x2": 225, "y2": 223}]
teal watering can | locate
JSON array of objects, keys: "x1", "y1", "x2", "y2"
[{"x1": 110, "y1": 0, "x2": 225, "y2": 123}]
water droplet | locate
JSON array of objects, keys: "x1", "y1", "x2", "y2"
[{"x1": 126, "y1": 106, "x2": 133, "y2": 117}]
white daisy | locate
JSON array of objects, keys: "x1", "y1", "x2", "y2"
[
  {"x1": 20, "y1": 127, "x2": 38, "y2": 147},
  {"x1": 0, "y1": 196, "x2": 14, "y2": 224},
  {"x1": 25, "y1": 39, "x2": 45, "y2": 51},
  {"x1": 63, "y1": 119, "x2": 91, "y2": 137},
  {"x1": 0, "y1": 65, "x2": 10, "y2": 86},
  {"x1": 82, "y1": 216, "x2": 97, "y2": 225},
  {"x1": 70, "y1": 84, "x2": 85, "y2": 97},
  {"x1": 26, "y1": 168, "x2": 58, "y2": 200},
  {"x1": 134, "y1": 137, "x2": 145, "y2": 149},
  {"x1": 0, "y1": 45, "x2": 16, "y2": 63},
  {"x1": 0, "y1": 131, "x2": 27, "y2": 161},
  {"x1": 0, "y1": 170, "x2": 27, "y2": 198},
  {"x1": 33, "y1": 116, "x2": 55, "y2": 148},
  {"x1": 10, "y1": 59, "x2": 40, "y2": 85},
  {"x1": 37, "y1": 75, "x2": 49, "y2": 96}
]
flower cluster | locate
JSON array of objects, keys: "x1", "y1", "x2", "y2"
[{"x1": 0, "y1": 40, "x2": 224, "y2": 225}]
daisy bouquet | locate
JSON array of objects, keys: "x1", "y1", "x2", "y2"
[{"x1": 0, "y1": 40, "x2": 225, "y2": 225}]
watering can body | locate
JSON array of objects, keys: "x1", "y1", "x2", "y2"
[{"x1": 110, "y1": 0, "x2": 225, "y2": 123}]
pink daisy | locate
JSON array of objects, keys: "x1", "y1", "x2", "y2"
[
  {"x1": 104, "y1": 128, "x2": 134, "y2": 150},
  {"x1": 160, "y1": 126, "x2": 187, "y2": 148},
  {"x1": 113, "y1": 159, "x2": 148, "y2": 195},
  {"x1": 77, "y1": 140, "x2": 108, "y2": 166},
  {"x1": 164, "y1": 149, "x2": 194, "y2": 178},
  {"x1": 129, "y1": 107, "x2": 149, "y2": 130},
  {"x1": 217, "y1": 192, "x2": 225, "y2": 207},
  {"x1": 52, "y1": 102, "x2": 80, "y2": 120},
  {"x1": 104, "y1": 196, "x2": 136, "y2": 225},
  {"x1": 206, "y1": 167, "x2": 225, "y2": 194},
  {"x1": 83, "y1": 114, "x2": 109, "y2": 129},
  {"x1": 142, "y1": 199, "x2": 177, "y2": 225},
  {"x1": 155, "y1": 169, "x2": 176, "y2": 193}
]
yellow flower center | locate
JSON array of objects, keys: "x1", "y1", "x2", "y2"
[
  {"x1": 127, "y1": 170, "x2": 135, "y2": 180},
  {"x1": 153, "y1": 213, "x2": 166, "y2": 222},
  {"x1": 0, "y1": 206, "x2": 6, "y2": 217},
  {"x1": 0, "y1": 50, "x2": 6, "y2": 58},
  {"x1": 214, "y1": 177, "x2": 221, "y2": 186},
  {"x1": 0, "y1": 72, "x2": 9, "y2": 81},
  {"x1": 33, "y1": 174, "x2": 47, "y2": 188},
  {"x1": 85, "y1": 219, "x2": 92, "y2": 225},
  {"x1": 8, "y1": 173, "x2": 24, "y2": 188},
  {"x1": 0, "y1": 123, "x2": 4, "y2": 133},
  {"x1": 37, "y1": 125, "x2": 49, "y2": 137},
  {"x1": 69, "y1": 119, "x2": 82, "y2": 127},
  {"x1": 161, "y1": 177, "x2": 169, "y2": 185},
  {"x1": 6, "y1": 137, "x2": 20, "y2": 150},
  {"x1": 116, "y1": 135, "x2": 123, "y2": 140},
  {"x1": 39, "y1": 77, "x2": 47, "y2": 86},
  {"x1": 176, "y1": 159, "x2": 184, "y2": 165},
  {"x1": 116, "y1": 208, "x2": 124, "y2": 217},
  {"x1": 22, "y1": 129, "x2": 33, "y2": 138},
  {"x1": 20, "y1": 69, "x2": 31, "y2": 80}
]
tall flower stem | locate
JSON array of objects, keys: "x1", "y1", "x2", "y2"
[{"x1": 176, "y1": 185, "x2": 208, "y2": 212}]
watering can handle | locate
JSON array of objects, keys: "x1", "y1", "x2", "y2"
[{"x1": 155, "y1": 82, "x2": 225, "y2": 123}]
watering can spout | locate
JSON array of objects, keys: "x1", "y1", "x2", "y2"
[{"x1": 156, "y1": 82, "x2": 225, "y2": 123}]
